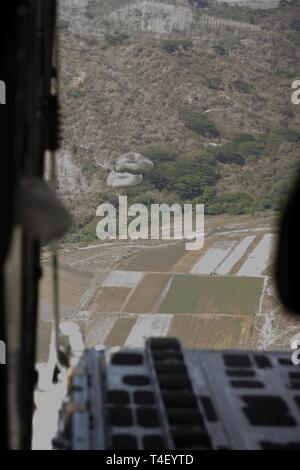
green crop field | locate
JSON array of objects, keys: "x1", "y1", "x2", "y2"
[{"x1": 158, "y1": 275, "x2": 264, "y2": 315}]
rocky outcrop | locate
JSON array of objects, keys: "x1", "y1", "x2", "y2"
[
  {"x1": 57, "y1": 150, "x2": 88, "y2": 194},
  {"x1": 215, "y1": 0, "x2": 280, "y2": 8},
  {"x1": 59, "y1": 0, "x2": 278, "y2": 38}
]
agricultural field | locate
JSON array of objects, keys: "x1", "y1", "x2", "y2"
[
  {"x1": 37, "y1": 213, "x2": 300, "y2": 364},
  {"x1": 158, "y1": 275, "x2": 263, "y2": 315}
]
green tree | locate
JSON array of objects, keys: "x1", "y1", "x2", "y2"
[{"x1": 179, "y1": 106, "x2": 220, "y2": 138}]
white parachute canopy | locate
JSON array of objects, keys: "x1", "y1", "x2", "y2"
[
  {"x1": 115, "y1": 152, "x2": 154, "y2": 175},
  {"x1": 106, "y1": 170, "x2": 143, "y2": 188}
]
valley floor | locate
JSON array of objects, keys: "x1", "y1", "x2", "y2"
[{"x1": 37, "y1": 213, "x2": 300, "y2": 363}]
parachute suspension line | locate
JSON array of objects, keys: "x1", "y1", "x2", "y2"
[
  {"x1": 48, "y1": 15, "x2": 68, "y2": 371},
  {"x1": 49, "y1": 154, "x2": 64, "y2": 370}
]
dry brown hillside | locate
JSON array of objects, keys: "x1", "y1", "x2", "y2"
[{"x1": 57, "y1": 0, "x2": 300, "y2": 242}]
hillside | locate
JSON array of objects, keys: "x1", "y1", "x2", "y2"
[{"x1": 57, "y1": 0, "x2": 300, "y2": 242}]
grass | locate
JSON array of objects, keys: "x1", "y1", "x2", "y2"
[{"x1": 158, "y1": 274, "x2": 264, "y2": 315}]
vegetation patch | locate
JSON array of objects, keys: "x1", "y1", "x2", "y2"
[
  {"x1": 206, "y1": 77, "x2": 225, "y2": 90},
  {"x1": 212, "y1": 45, "x2": 227, "y2": 56},
  {"x1": 179, "y1": 106, "x2": 220, "y2": 138},
  {"x1": 161, "y1": 38, "x2": 193, "y2": 53},
  {"x1": 144, "y1": 148, "x2": 218, "y2": 200},
  {"x1": 158, "y1": 275, "x2": 264, "y2": 315},
  {"x1": 233, "y1": 80, "x2": 253, "y2": 95},
  {"x1": 101, "y1": 125, "x2": 300, "y2": 217},
  {"x1": 105, "y1": 32, "x2": 130, "y2": 46}
]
